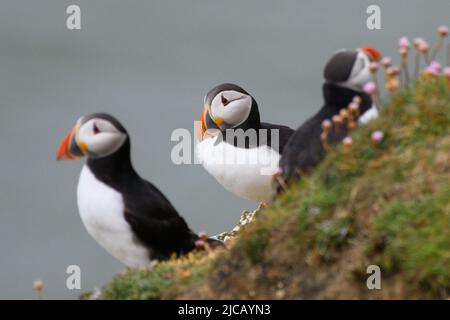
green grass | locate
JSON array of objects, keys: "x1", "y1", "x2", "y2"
[
  {"x1": 371, "y1": 187, "x2": 450, "y2": 293},
  {"x1": 97, "y1": 77, "x2": 450, "y2": 300}
]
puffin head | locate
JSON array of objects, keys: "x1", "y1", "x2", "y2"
[
  {"x1": 323, "y1": 47, "x2": 381, "y2": 90},
  {"x1": 198, "y1": 83, "x2": 258, "y2": 140},
  {"x1": 56, "y1": 113, "x2": 128, "y2": 160}
]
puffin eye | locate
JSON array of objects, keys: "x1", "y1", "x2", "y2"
[
  {"x1": 221, "y1": 95, "x2": 229, "y2": 106},
  {"x1": 93, "y1": 123, "x2": 100, "y2": 134}
]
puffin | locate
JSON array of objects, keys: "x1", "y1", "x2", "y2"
[
  {"x1": 57, "y1": 113, "x2": 220, "y2": 267},
  {"x1": 196, "y1": 83, "x2": 294, "y2": 203},
  {"x1": 278, "y1": 47, "x2": 382, "y2": 184}
]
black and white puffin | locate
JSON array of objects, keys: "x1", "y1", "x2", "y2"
[
  {"x1": 57, "y1": 113, "x2": 219, "y2": 267},
  {"x1": 196, "y1": 83, "x2": 294, "y2": 203},
  {"x1": 279, "y1": 47, "x2": 382, "y2": 183}
]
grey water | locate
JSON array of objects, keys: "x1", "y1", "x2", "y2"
[{"x1": 0, "y1": 0, "x2": 448, "y2": 299}]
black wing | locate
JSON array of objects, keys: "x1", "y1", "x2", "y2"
[
  {"x1": 279, "y1": 107, "x2": 347, "y2": 183},
  {"x1": 260, "y1": 122, "x2": 295, "y2": 154},
  {"x1": 122, "y1": 178, "x2": 197, "y2": 260}
]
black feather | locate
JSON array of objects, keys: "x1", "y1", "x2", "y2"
[{"x1": 279, "y1": 82, "x2": 372, "y2": 184}]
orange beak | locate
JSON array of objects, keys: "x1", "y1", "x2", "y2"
[
  {"x1": 197, "y1": 106, "x2": 221, "y2": 141},
  {"x1": 56, "y1": 127, "x2": 82, "y2": 160},
  {"x1": 197, "y1": 109, "x2": 207, "y2": 141},
  {"x1": 360, "y1": 47, "x2": 382, "y2": 61}
]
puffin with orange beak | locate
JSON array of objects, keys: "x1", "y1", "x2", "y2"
[
  {"x1": 196, "y1": 83, "x2": 294, "y2": 204},
  {"x1": 57, "y1": 113, "x2": 220, "y2": 267},
  {"x1": 279, "y1": 47, "x2": 382, "y2": 184}
]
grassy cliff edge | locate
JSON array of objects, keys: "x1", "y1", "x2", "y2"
[{"x1": 99, "y1": 78, "x2": 450, "y2": 300}]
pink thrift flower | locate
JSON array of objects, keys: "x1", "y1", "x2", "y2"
[
  {"x1": 348, "y1": 102, "x2": 359, "y2": 113},
  {"x1": 399, "y1": 47, "x2": 408, "y2": 57},
  {"x1": 425, "y1": 65, "x2": 439, "y2": 76},
  {"x1": 321, "y1": 119, "x2": 332, "y2": 129},
  {"x1": 371, "y1": 130, "x2": 384, "y2": 144},
  {"x1": 413, "y1": 37, "x2": 425, "y2": 48},
  {"x1": 387, "y1": 66, "x2": 401, "y2": 76},
  {"x1": 438, "y1": 25, "x2": 449, "y2": 37},
  {"x1": 444, "y1": 67, "x2": 450, "y2": 78},
  {"x1": 363, "y1": 82, "x2": 377, "y2": 95},
  {"x1": 429, "y1": 61, "x2": 442, "y2": 73},
  {"x1": 195, "y1": 240, "x2": 206, "y2": 249},
  {"x1": 399, "y1": 36, "x2": 410, "y2": 49},
  {"x1": 369, "y1": 61, "x2": 379, "y2": 73},
  {"x1": 381, "y1": 57, "x2": 392, "y2": 68},
  {"x1": 352, "y1": 96, "x2": 362, "y2": 104},
  {"x1": 392, "y1": 66, "x2": 401, "y2": 74},
  {"x1": 343, "y1": 136, "x2": 353, "y2": 146},
  {"x1": 418, "y1": 40, "x2": 429, "y2": 52}
]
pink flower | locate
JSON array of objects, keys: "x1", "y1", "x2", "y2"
[
  {"x1": 321, "y1": 119, "x2": 332, "y2": 130},
  {"x1": 399, "y1": 36, "x2": 410, "y2": 49},
  {"x1": 438, "y1": 25, "x2": 449, "y2": 37},
  {"x1": 418, "y1": 40, "x2": 429, "y2": 52},
  {"x1": 352, "y1": 96, "x2": 362, "y2": 104},
  {"x1": 425, "y1": 65, "x2": 439, "y2": 76},
  {"x1": 429, "y1": 61, "x2": 442, "y2": 73},
  {"x1": 371, "y1": 130, "x2": 384, "y2": 144},
  {"x1": 195, "y1": 240, "x2": 206, "y2": 249},
  {"x1": 348, "y1": 102, "x2": 359, "y2": 113},
  {"x1": 386, "y1": 66, "x2": 401, "y2": 76},
  {"x1": 343, "y1": 136, "x2": 353, "y2": 146},
  {"x1": 369, "y1": 61, "x2": 379, "y2": 73},
  {"x1": 381, "y1": 57, "x2": 392, "y2": 68},
  {"x1": 392, "y1": 66, "x2": 401, "y2": 74},
  {"x1": 363, "y1": 82, "x2": 377, "y2": 95},
  {"x1": 444, "y1": 67, "x2": 450, "y2": 78},
  {"x1": 399, "y1": 47, "x2": 408, "y2": 57},
  {"x1": 413, "y1": 37, "x2": 425, "y2": 48}
]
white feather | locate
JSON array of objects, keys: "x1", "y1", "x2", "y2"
[
  {"x1": 196, "y1": 137, "x2": 279, "y2": 203},
  {"x1": 77, "y1": 165, "x2": 151, "y2": 267},
  {"x1": 358, "y1": 104, "x2": 379, "y2": 125}
]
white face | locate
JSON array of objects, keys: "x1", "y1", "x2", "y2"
[
  {"x1": 209, "y1": 90, "x2": 252, "y2": 129},
  {"x1": 76, "y1": 117, "x2": 127, "y2": 158},
  {"x1": 343, "y1": 51, "x2": 372, "y2": 90}
]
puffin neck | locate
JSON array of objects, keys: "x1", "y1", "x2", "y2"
[
  {"x1": 86, "y1": 138, "x2": 138, "y2": 189},
  {"x1": 322, "y1": 82, "x2": 372, "y2": 113}
]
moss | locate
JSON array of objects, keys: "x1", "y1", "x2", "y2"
[
  {"x1": 102, "y1": 265, "x2": 175, "y2": 300},
  {"x1": 98, "y1": 77, "x2": 450, "y2": 300},
  {"x1": 371, "y1": 187, "x2": 450, "y2": 294},
  {"x1": 100, "y1": 249, "x2": 219, "y2": 300}
]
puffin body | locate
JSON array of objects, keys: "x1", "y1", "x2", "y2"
[
  {"x1": 279, "y1": 48, "x2": 381, "y2": 183},
  {"x1": 77, "y1": 165, "x2": 150, "y2": 267},
  {"x1": 57, "y1": 113, "x2": 215, "y2": 267},
  {"x1": 197, "y1": 134, "x2": 282, "y2": 203},
  {"x1": 197, "y1": 83, "x2": 294, "y2": 203}
]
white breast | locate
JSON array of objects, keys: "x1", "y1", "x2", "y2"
[
  {"x1": 196, "y1": 137, "x2": 279, "y2": 203},
  {"x1": 358, "y1": 104, "x2": 379, "y2": 125},
  {"x1": 77, "y1": 165, "x2": 151, "y2": 267}
]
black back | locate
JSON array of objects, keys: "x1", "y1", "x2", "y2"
[
  {"x1": 260, "y1": 122, "x2": 295, "y2": 154},
  {"x1": 279, "y1": 82, "x2": 372, "y2": 184}
]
